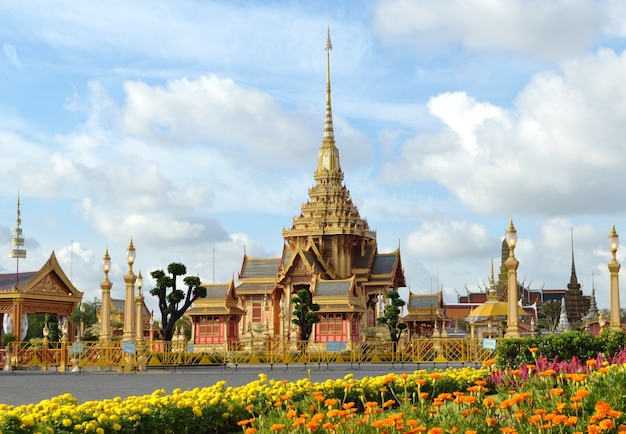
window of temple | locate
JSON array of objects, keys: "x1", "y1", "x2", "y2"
[
  {"x1": 318, "y1": 313, "x2": 346, "y2": 342},
  {"x1": 252, "y1": 302, "x2": 262, "y2": 323},
  {"x1": 195, "y1": 316, "x2": 222, "y2": 344}
]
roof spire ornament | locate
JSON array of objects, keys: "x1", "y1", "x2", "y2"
[{"x1": 9, "y1": 191, "x2": 27, "y2": 287}]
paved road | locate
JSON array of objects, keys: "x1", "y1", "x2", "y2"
[{"x1": 0, "y1": 362, "x2": 479, "y2": 406}]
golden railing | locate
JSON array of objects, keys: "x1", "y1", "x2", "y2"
[{"x1": 0, "y1": 338, "x2": 497, "y2": 371}]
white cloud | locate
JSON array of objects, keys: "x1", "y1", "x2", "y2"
[
  {"x1": 385, "y1": 48, "x2": 626, "y2": 216},
  {"x1": 121, "y1": 75, "x2": 316, "y2": 165},
  {"x1": 373, "y1": 0, "x2": 603, "y2": 61},
  {"x1": 406, "y1": 219, "x2": 493, "y2": 259},
  {"x1": 2, "y1": 43, "x2": 21, "y2": 68}
]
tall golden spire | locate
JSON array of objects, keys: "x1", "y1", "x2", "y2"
[
  {"x1": 283, "y1": 27, "x2": 375, "y2": 246},
  {"x1": 323, "y1": 26, "x2": 334, "y2": 142},
  {"x1": 316, "y1": 25, "x2": 341, "y2": 176}
]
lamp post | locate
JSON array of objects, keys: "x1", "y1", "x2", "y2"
[
  {"x1": 504, "y1": 218, "x2": 521, "y2": 337},
  {"x1": 41, "y1": 323, "x2": 49, "y2": 371},
  {"x1": 135, "y1": 270, "x2": 144, "y2": 343},
  {"x1": 279, "y1": 299, "x2": 285, "y2": 354},
  {"x1": 79, "y1": 302, "x2": 85, "y2": 340},
  {"x1": 149, "y1": 314, "x2": 154, "y2": 351},
  {"x1": 608, "y1": 224, "x2": 622, "y2": 331},
  {"x1": 122, "y1": 238, "x2": 137, "y2": 342},
  {"x1": 99, "y1": 248, "x2": 113, "y2": 342},
  {"x1": 59, "y1": 319, "x2": 68, "y2": 372}
]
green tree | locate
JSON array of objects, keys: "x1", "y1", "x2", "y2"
[
  {"x1": 291, "y1": 289, "x2": 320, "y2": 344},
  {"x1": 539, "y1": 300, "x2": 561, "y2": 333},
  {"x1": 70, "y1": 299, "x2": 100, "y2": 340},
  {"x1": 150, "y1": 263, "x2": 206, "y2": 342},
  {"x1": 377, "y1": 290, "x2": 407, "y2": 350}
]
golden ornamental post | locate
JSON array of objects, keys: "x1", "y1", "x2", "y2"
[
  {"x1": 504, "y1": 218, "x2": 521, "y2": 338},
  {"x1": 122, "y1": 238, "x2": 137, "y2": 342},
  {"x1": 608, "y1": 223, "x2": 622, "y2": 331},
  {"x1": 99, "y1": 248, "x2": 113, "y2": 342}
]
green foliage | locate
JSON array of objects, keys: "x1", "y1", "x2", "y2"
[
  {"x1": 376, "y1": 290, "x2": 407, "y2": 346},
  {"x1": 539, "y1": 300, "x2": 561, "y2": 333},
  {"x1": 150, "y1": 262, "x2": 207, "y2": 342},
  {"x1": 495, "y1": 330, "x2": 626, "y2": 368},
  {"x1": 2, "y1": 333, "x2": 16, "y2": 344},
  {"x1": 69, "y1": 299, "x2": 100, "y2": 338},
  {"x1": 290, "y1": 289, "x2": 320, "y2": 342}
]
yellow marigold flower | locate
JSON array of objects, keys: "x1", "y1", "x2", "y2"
[{"x1": 21, "y1": 414, "x2": 35, "y2": 426}]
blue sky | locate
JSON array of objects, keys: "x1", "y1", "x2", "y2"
[{"x1": 2, "y1": 0, "x2": 626, "y2": 315}]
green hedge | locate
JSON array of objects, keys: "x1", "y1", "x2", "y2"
[{"x1": 495, "y1": 329, "x2": 626, "y2": 368}]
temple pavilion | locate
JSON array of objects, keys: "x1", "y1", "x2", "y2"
[{"x1": 187, "y1": 29, "x2": 406, "y2": 349}]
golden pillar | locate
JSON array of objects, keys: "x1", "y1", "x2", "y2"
[
  {"x1": 99, "y1": 248, "x2": 113, "y2": 342},
  {"x1": 504, "y1": 218, "x2": 521, "y2": 338},
  {"x1": 608, "y1": 224, "x2": 622, "y2": 331},
  {"x1": 135, "y1": 271, "x2": 144, "y2": 343},
  {"x1": 122, "y1": 238, "x2": 137, "y2": 342}
]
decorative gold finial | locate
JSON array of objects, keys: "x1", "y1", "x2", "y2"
[{"x1": 325, "y1": 25, "x2": 332, "y2": 51}]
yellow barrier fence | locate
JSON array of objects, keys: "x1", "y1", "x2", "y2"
[{"x1": 0, "y1": 338, "x2": 498, "y2": 371}]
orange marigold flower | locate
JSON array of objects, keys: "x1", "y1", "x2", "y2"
[
  {"x1": 415, "y1": 378, "x2": 427, "y2": 386},
  {"x1": 600, "y1": 419, "x2": 616, "y2": 431},
  {"x1": 552, "y1": 414, "x2": 568, "y2": 424},
  {"x1": 342, "y1": 402, "x2": 355, "y2": 409},
  {"x1": 549, "y1": 388, "x2": 564, "y2": 396},
  {"x1": 609, "y1": 410, "x2": 623, "y2": 419},
  {"x1": 529, "y1": 415, "x2": 542, "y2": 424},
  {"x1": 529, "y1": 347, "x2": 538, "y2": 354},
  {"x1": 596, "y1": 401, "x2": 612, "y2": 417},
  {"x1": 485, "y1": 417, "x2": 498, "y2": 427},
  {"x1": 588, "y1": 425, "x2": 601, "y2": 434},
  {"x1": 465, "y1": 431, "x2": 478, "y2": 434},
  {"x1": 575, "y1": 389, "x2": 590, "y2": 398},
  {"x1": 427, "y1": 428, "x2": 444, "y2": 434},
  {"x1": 364, "y1": 402, "x2": 379, "y2": 408},
  {"x1": 305, "y1": 422, "x2": 318, "y2": 430},
  {"x1": 245, "y1": 428, "x2": 257, "y2": 434},
  {"x1": 566, "y1": 416, "x2": 578, "y2": 426},
  {"x1": 430, "y1": 373, "x2": 443, "y2": 380},
  {"x1": 540, "y1": 369, "x2": 557, "y2": 377},
  {"x1": 483, "y1": 397, "x2": 497, "y2": 408},
  {"x1": 324, "y1": 398, "x2": 338, "y2": 408},
  {"x1": 587, "y1": 359, "x2": 598, "y2": 367},
  {"x1": 322, "y1": 422, "x2": 335, "y2": 430},
  {"x1": 269, "y1": 424, "x2": 284, "y2": 431},
  {"x1": 383, "y1": 399, "x2": 396, "y2": 408},
  {"x1": 475, "y1": 380, "x2": 487, "y2": 386},
  {"x1": 482, "y1": 359, "x2": 496, "y2": 367},
  {"x1": 383, "y1": 374, "x2": 395, "y2": 383}
]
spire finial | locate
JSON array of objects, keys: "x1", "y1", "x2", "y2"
[{"x1": 323, "y1": 25, "x2": 334, "y2": 142}]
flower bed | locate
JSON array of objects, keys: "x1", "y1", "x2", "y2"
[{"x1": 1, "y1": 358, "x2": 625, "y2": 433}]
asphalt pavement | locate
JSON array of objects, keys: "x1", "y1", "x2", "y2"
[{"x1": 0, "y1": 362, "x2": 479, "y2": 406}]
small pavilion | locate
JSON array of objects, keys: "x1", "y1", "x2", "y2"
[{"x1": 0, "y1": 252, "x2": 83, "y2": 343}]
